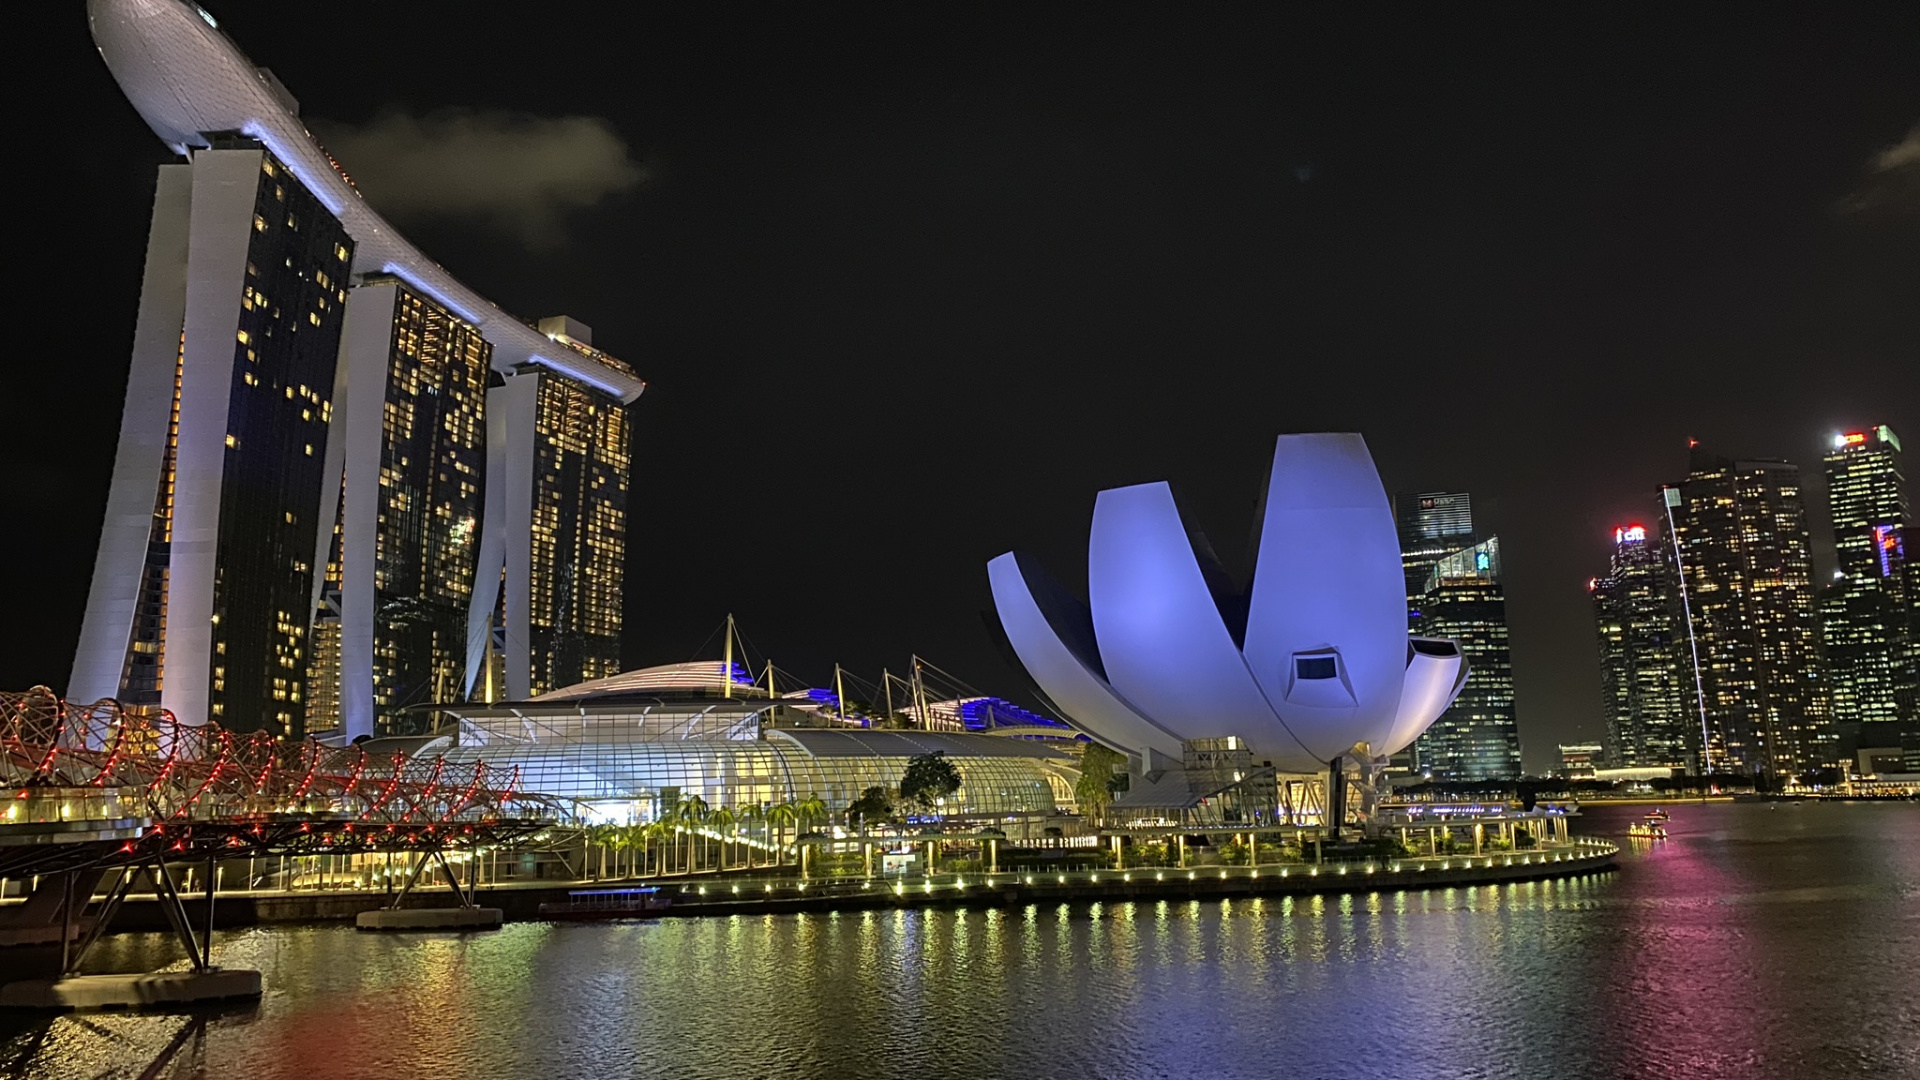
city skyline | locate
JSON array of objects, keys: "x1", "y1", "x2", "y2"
[{"x1": 5, "y1": 3, "x2": 1916, "y2": 772}]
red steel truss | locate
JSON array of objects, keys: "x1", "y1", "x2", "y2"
[{"x1": 3, "y1": 686, "x2": 553, "y2": 829}]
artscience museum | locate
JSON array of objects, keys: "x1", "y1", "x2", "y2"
[{"x1": 989, "y1": 433, "x2": 1470, "y2": 814}]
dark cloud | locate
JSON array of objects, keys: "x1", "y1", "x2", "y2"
[
  {"x1": 1840, "y1": 122, "x2": 1920, "y2": 222},
  {"x1": 313, "y1": 109, "x2": 645, "y2": 249}
]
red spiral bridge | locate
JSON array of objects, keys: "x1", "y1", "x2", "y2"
[{"x1": 2, "y1": 686, "x2": 563, "y2": 879}]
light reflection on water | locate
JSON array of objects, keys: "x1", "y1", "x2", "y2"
[{"x1": 2, "y1": 803, "x2": 1916, "y2": 1080}]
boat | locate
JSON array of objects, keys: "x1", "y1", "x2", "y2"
[
  {"x1": 1628, "y1": 810, "x2": 1669, "y2": 840},
  {"x1": 538, "y1": 886, "x2": 673, "y2": 921}
]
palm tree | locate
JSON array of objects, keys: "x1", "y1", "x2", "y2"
[
  {"x1": 587, "y1": 823, "x2": 616, "y2": 879},
  {"x1": 710, "y1": 806, "x2": 739, "y2": 871},
  {"x1": 674, "y1": 794, "x2": 710, "y2": 872},
  {"x1": 643, "y1": 819, "x2": 672, "y2": 876},
  {"x1": 768, "y1": 802, "x2": 798, "y2": 866},
  {"x1": 796, "y1": 793, "x2": 829, "y2": 878},
  {"x1": 617, "y1": 823, "x2": 647, "y2": 879},
  {"x1": 737, "y1": 804, "x2": 764, "y2": 868},
  {"x1": 798, "y1": 792, "x2": 828, "y2": 834}
]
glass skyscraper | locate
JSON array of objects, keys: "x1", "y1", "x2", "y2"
[
  {"x1": 1661, "y1": 446, "x2": 1833, "y2": 776},
  {"x1": 304, "y1": 282, "x2": 492, "y2": 737},
  {"x1": 1408, "y1": 536, "x2": 1524, "y2": 780},
  {"x1": 74, "y1": 146, "x2": 353, "y2": 736},
  {"x1": 1395, "y1": 492, "x2": 1477, "y2": 624},
  {"x1": 463, "y1": 318, "x2": 634, "y2": 704},
  {"x1": 1589, "y1": 523, "x2": 1695, "y2": 768},
  {"x1": 1820, "y1": 425, "x2": 1914, "y2": 726}
]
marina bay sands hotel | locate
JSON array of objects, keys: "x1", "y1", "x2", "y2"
[{"x1": 73, "y1": 1, "x2": 646, "y2": 740}]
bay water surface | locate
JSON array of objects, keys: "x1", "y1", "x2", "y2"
[{"x1": 3, "y1": 802, "x2": 1916, "y2": 1079}]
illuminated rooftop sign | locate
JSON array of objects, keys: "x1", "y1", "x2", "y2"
[{"x1": 1614, "y1": 524, "x2": 1648, "y2": 545}]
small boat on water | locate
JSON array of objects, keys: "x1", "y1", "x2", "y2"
[
  {"x1": 539, "y1": 886, "x2": 673, "y2": 921},
  {"x1": 1628, "y1": 810, "x2": 1669, "y2": 839}
]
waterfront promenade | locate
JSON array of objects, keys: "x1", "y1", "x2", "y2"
[{"x1": 10, "y1": 836, "x2": 1616, "y2": 931}]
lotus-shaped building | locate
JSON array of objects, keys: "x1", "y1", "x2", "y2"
[{"x1": 988, "y1": 433, "x2": 1468, "y2": 775}]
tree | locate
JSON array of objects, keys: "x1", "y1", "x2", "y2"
[
  {"x1": 643, "y1": 820, "x2": 672, "y2": 875},
  {"x1": 847, "y1": 786, "x2": 894, "y2": 831},
  {"x1": 797, "y1": 792, "x2": 829, "y2": 832},
  {"x1": 615, "y1": 824, "x2": 646, "y2": 878},
  {"x1": 768, "y1": 802, "x2": 798, "y2": 864},
  {"x1": 674, "y1": 794, "x2": 710, "y2": 871},
  {"x1": 710, "y1": 806, "x2": 738, "y2": 870},
  {"x1": 1075, "y1": 742, "x2": 1128, "y2": 825},
  {"x1": 900, "y1": 752, "x2": 962, "y2": 813},
  {"x1": 587, "y1": 823, "x2": 617, "y2": 878},
  {"x1": 737, "y1": 804, "x2": 765, "y2": 868}
]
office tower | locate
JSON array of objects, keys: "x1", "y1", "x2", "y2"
[
  {"x1": 1410, "y1": 538, "x2": 1523, "y2": 779},
  {"x1": 463, "y1": 317, "x2": 633, "y2": 703},
  {"x1": 71, "y1": 146, "x2": 353, "y2": 735},
  {"x1": 1820, "y1": 426, "x2": 1914, "y2": 725},
  {"x1": 81, "y1": 2, "x2": 647, "y2": 739},
  {"x1": 1395, "y1": 492, "x2": 1477, "y2": 624},
  {"x1": 304, "y1": 281, "x2": 491, "y2": 737},
  {"x1": 1660, "y1": 446, "x2": 1832, "y2": 776},
  {"x1": 1589, "y1": 523, "x2": 1695, "y2": 768}
]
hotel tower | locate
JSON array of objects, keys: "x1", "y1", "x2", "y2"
[{"x1": 73, "y1": 1, "x2": 645, "y2": 739}]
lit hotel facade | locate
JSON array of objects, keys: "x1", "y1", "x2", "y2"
[{"x1": 73, "y1": 0, "x2": 645, "y2": 739}]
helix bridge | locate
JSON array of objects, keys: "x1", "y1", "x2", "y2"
[
  {"x1": 2, "y1": 687, "x2": 569, "y2": 984},
  {"x1": 2, "y1": 687, "x2": 564, "y2": 879}
]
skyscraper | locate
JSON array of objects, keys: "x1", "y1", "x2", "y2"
[
  {"x1": 1589, "y1": 523, "x2": 1695, "y2": 768},
  {"x1": 1661, "y1": 446, "x2": 1832, "y2": 776},
  {"x1": 71, "y1": 146, "x2": 354, "y2": 735},
  {"x1": 1395, "y1": 492, "x2": 1477, "y2": 623},
  {"x1": 1820, "y1": 425, "x2": 1914, "y2": 726},
  {"x1": 304, "y1": 281, "x2": 492, "y2": 738},
  {"x1": 463, "y1": 318, "x2": 634, "y2": 704},
  {"x1": 1410, "y1": 537, "x2": 1523, "y2": 780},
  {"x1": 78, "y1": 1, "x2": 646, "y2": 738}
]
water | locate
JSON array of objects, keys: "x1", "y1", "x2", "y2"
[{"x1": 4, "y1": 803, "x2": 1916, "y2": 1080}]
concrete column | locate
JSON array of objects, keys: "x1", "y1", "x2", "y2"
[
  {"x1": 462, "y1": 379, "x2": 511, "y2": 699},
  {"x1": 71, "y1": 165, "x2": 192, "y2": 706},
  {"x1": 332, "y1": 285, "x2": 399, "y2": 740}
]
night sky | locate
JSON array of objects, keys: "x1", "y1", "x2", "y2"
[{"x1": 7, "y1": 3, "x2": 1916, "y2": 771}]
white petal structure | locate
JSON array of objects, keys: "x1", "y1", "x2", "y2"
[{"x1": 989, "y1": 433, "x2": 1467, "y2": 773}]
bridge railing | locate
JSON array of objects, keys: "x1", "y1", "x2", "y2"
[{"x1": 3, "y1": 687, "x2": 555, "y2": 829}]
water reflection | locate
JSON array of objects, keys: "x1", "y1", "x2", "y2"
[{"x1": 2, "y1": 805, "x2": 1915, "y2": 1079}]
